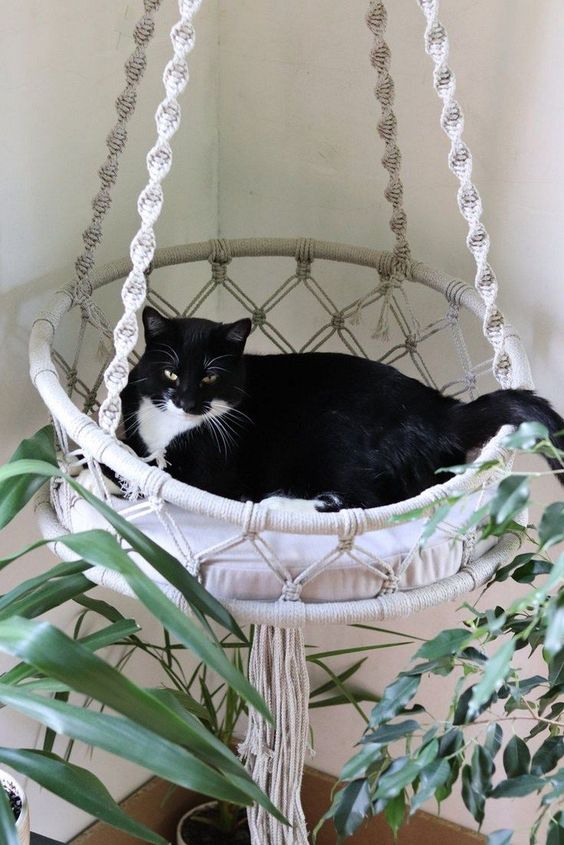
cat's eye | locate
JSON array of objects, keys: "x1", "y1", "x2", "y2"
[
  {"x1": 163, "y1": 368, "x2": 178, "y2": 382},
  {"x1": 201, "y1": 373, "x2": 219, "y2": 386}
]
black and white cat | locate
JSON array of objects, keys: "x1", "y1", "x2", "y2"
[{"x1": 112, "y1": 306, "x2": 564, "y2": 511}]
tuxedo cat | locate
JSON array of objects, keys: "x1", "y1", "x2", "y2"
[{"x1": 118, "y1": 306, "x2": 564, "y2": 511}]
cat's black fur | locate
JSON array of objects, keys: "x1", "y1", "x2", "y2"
[{"x1": 119, "y1": 307, "x2": 564, "y2": 510}]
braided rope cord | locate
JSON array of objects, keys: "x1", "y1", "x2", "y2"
[
  {"x1": 366, "y1": 1, "x2": 411, "y2": 270},
  {"x1": 99, "y1": 0, "x2": 203, "y2": 436},
  {"x1": 72, "y1": 0, "x2": 164, "y2": 305},
  {"x1": 416, "y1": 0, "x2": 512, "y2": 388}
]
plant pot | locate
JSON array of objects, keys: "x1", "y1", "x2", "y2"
[
  {"x1": 1, "y1": 769, "x2": 30, "y2": 845},
  {"x1": 177, "y1": 801, "x2": 251, "y2": 845}
]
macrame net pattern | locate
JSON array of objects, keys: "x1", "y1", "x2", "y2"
[{"x1": 30, "y1": 1, "x2": 534, "y2": 843}]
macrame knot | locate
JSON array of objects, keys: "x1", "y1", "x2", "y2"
[
  {"x1": 381, "y1": 571, "x2": 400, "y2": 595},
  {"x1": 295, "y1": 238, "x2": 314, "y2": 269},
  {"x1": 282, "y1": 581, "x2": 303, "y2": 602},
  {"x1": 156, "y1": 101, "x2": 181, "y2": 138},
  {"x1": 242, "y1": 501, "x2": 266, "y2": 542},
  {"x1": 404, "y1": 333, "x2": 418, "y2": 353},
  {"x1": 98, "y1": 157, "x2": 119, "y2": 189},
  {"x1": 449, "y1": 141, "x2": 471, "y2": 179},
  {"x1": 106, "y1": 125, "x2": 128, "y2": 155},
  {"x1": 116, "y1": 88, "x2": 137, "y2": 120},
  {"x1": 467, "y1": 224, "x2": 490, "y2": 260},
  {"x1": 171, "y1": 21, "x2": 196, "y2": 52},
  {"x1": 337, "y1": 536, "x2": 354, "y2": 554},
  {"x1": 425, "y1": 23, "x2": 448, "y2": 63},
  {"x1": 376, "y1": 76, "x2": 394, "y2": 107},
  {"x1": 66, "y1": 368, "x2": 78, "y2": 391},
  {"x1": 209, "y1": 238, "x2": 232, "y2": 266},
  {"x1": 92, "y1": 188, "x2": 112, "y2": 216},
  {"x1": 441, "y1": 101, "x2": 464, "y2": 140},
  {"x1": 125, "y1": 50, "x2": 147, "y2": 85},
  {"x1": 134, "y1": 15, "x2": 155, "y2": 47},
  {"x1": 378, "y1": 111, "x2": 397, "y2": 142},
  {"x1": 75, "y1": 253, "x2": 95, "y2": 277},
  {"x1": 464, "y1": 372, "x2": 478, "y2": 392},
  {"x1": 371, "y1": 273, "x2": 403, "y2": 341},
  {"x1": 331, "y1": 313, "x2": 346, "y2": 331},
  {"x1": 252, "y1": 308, "x2": 267, "y2": 328},
  {"x1": 366, "y1": 1, "x2": 386, "y2": 35},
  {"x1": 164, "y1": 58, "x2": 189, "y2": 99},
  {"x1": 434, "y1": 65, "x2": 454, "y2": 98},
  {"x1": 82, "y1": 222, "x2": 103, "y2": 250},
  {"x1": 144, "y1": 0, "x2": 162, "y2": 12},
  {"x1": 147, "y1": 142, "x2": 173, "y2": 180},
  {"x1": 370, "y1": 43, "x2": 391, "y2": 73}
]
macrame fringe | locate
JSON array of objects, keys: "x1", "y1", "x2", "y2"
[{"x1": 239, "y1": 625, "x2": 310, "y2": 845}]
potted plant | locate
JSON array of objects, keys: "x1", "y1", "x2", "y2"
[
  {"x1": 318, "y1": 423, "x2": 564, "y2": 845},
  {"x1": 0, "y1": 426, "x2": 283, "y2": 843},
  {"x1": 1, "y1": 770, "x2": 29, "y2": 845}
]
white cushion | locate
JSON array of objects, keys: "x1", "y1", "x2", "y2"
[{"x1": 66, "y1": 489, "x2": 494, "y2": 603}]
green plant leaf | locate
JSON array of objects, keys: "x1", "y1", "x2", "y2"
[
  {"x1": 0, "y1": 573, "x2": 93, "y2": 621},
  {"x1": 489, "y1": 475, "x2": 530, "y2": 528},
  {"x1": 484, "y1": 723, "x2": 503, "y2": 759},
  {"x1": 490, "y1": 775, "x2": 545, "y2": 799},
  {"x1": 539, "y1": 503, "x2": 564, "y2": 550},
  {"x1": 415, "y1": 629, "x2": 472, "y2": 661},
  {"x1": 59, "y1": 531, "x2": 271, "y2": 723},
  {"x1": 384, "y1": 790, "x2": 405, "y2": 838},
  {"x1": 503, "y1": 736, "x2": 530, "y2": 778},
  {"x1": 340, "y1": 745, "x2": 384, "y2": 781},
  {"x1": 0, "y1": 748, "x2": 164, "y2": 844},
  {"x1": 0, "y1": 684, "x2": 275, "y2": 811},
  {"x1": 0, "y1": 560, "x2": 89, "y2": 609},
  {"x1": 333, "y1": 779, "x2": 371, "y2": 840},
  {"x1": 547, "y1": 813, "x2": 564, "y2": 845},
  {"x1": 66, "y1": 476, "x2": 245, "y2": 640},
  {"x1": 530, "y1": 736, "x2": 564, "y2": 776},
  {"x1": 469, "y1": 640, "x2": 516, "y2": 718},
  {"x1": 0, "y1": 427, "x2": 57, "y2": 529},
  {"x1": 410, "y1": 758, "x2": 450, "y2": 814},
  {"x1": 461, "y1": 763, "x2": 485, "y2": 826},
  {"x1": 503, "y1": 422, "x2": 549, "y2": 450},
  {"x1": 0, "y1": 616, "x2": 256, "y2": 788},
  {"x1": 364, "y1": 720, "x2": 420, "y2": 744},
  {"x1": 545, "y1": 592, "x2": 564, "y2": 659},
  {"x1": 0, "y1": 781, "x2": 18, "y2": 845},
  {"x1": 512, "y1": 560, "x2": 552, "y2": 584},
  {"x1": 369, "y1": 675, "x2": 420, "y2": 726}
]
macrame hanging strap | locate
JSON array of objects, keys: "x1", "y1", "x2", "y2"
[
  {"x1": 416, "y1": 0, "x2": 512, "y2": 388},
  {"x1": 367, "y1": 1, "x2": 411, "y2": 272},
  {"x1": 72, "y1": 0, "x2": 164, "y2": 307},
  {"x1": 99, "y1": 0, "x2": 203, "y2": 437}
]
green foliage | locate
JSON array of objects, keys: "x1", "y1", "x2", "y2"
[
  {"x1": 0, "y1": 426, "x2": 283, "y2": 841},
  {"x1": 322, "y1": 424, "x2": 564, "y2": 845}
]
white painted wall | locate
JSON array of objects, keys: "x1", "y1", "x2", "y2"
[
  {"x1": 1, "y1": 1, "x2": 563, "y2": 843},
  {"x1": 0, "y1": 1, "x2": 219, "y2": 840}
]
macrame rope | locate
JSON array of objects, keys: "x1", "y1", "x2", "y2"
[
  {"x1": 99, "y1": 0, "x2": 203, "y2": 436},
  {"x1": 72, "y1": 0, "x2": 164, "y2": 306},
  {"x1": 240, "y1": 625, "x2": 310, "y2": 845},
  {"x1": 366, "y1": 1, "x2": 411, "y2": 270},
  {"x1": 416, "y1": 0, "x2": 512, "y2": 388}
]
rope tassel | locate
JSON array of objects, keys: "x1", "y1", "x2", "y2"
[{"x1": 239, "y1": 625, "x2": 310, "y2": 845}]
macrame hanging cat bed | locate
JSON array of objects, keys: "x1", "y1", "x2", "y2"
[{"x1": 30, "y1": 1, "x2": 533, "y2": 842}]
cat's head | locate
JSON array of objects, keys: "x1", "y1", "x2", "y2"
[{"x1": 131, "y1": 306, "x2": 252, "y2": 426}]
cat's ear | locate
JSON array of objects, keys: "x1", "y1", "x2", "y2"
[
  {"x1": 223, "y1": 318, "x2": 252, "y2": 348},
  {"x1": 142, "y1": 306, "x2": 169, "y2": 341}
]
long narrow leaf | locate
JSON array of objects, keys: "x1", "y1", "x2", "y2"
[
  {"x1": 0, "y1": 684, "x2": 263, "y2": 809},
  {"x1": 59, "y1": 531, "x2": 271, "y2": 723},
  {"x1": 0, "y1": 427, "x2": 58, "y2": 529},
  {"x1": 0, "y1": 561, "x2": 90, "y2": 609},
  {"x1": 66, "y1": 475, "x2": 246, "y2": 640},
  {"x1": 0, "y1": 574, "x2": 93, "y2": 621},
  {"x1": 0, "y1": 617, "x2": 258, "y2": 789},
  {"x1": 0, "y1": 748, "x2": 165, "y2": 845}
]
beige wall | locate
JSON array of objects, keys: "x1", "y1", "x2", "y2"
[{"x1": 1, "y1": 1, "x2": 562, "y2": 843}]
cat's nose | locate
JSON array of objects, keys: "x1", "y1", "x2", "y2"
[{"x1": 181, "y1": 400, "x2": 199, "y2": 414}]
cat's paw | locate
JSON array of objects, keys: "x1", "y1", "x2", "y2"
[
  {"x1": 258, "y1": 495, "x2": 322, "y2": 512},
  {"x1": 314, "y1": 492, "x2": 345, "y2": 512}
]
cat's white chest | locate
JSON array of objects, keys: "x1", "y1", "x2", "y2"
[{"x1": 136, "y1": 397, "x2": 201, "y2": 455}]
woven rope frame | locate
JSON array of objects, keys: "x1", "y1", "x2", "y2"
[{"x1": 30, "y1": 237, "x2": 533, "y2": 626}]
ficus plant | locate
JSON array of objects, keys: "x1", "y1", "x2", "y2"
[{"x1": 319, "y1": 423, "x2": 564, "y2": 845}]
